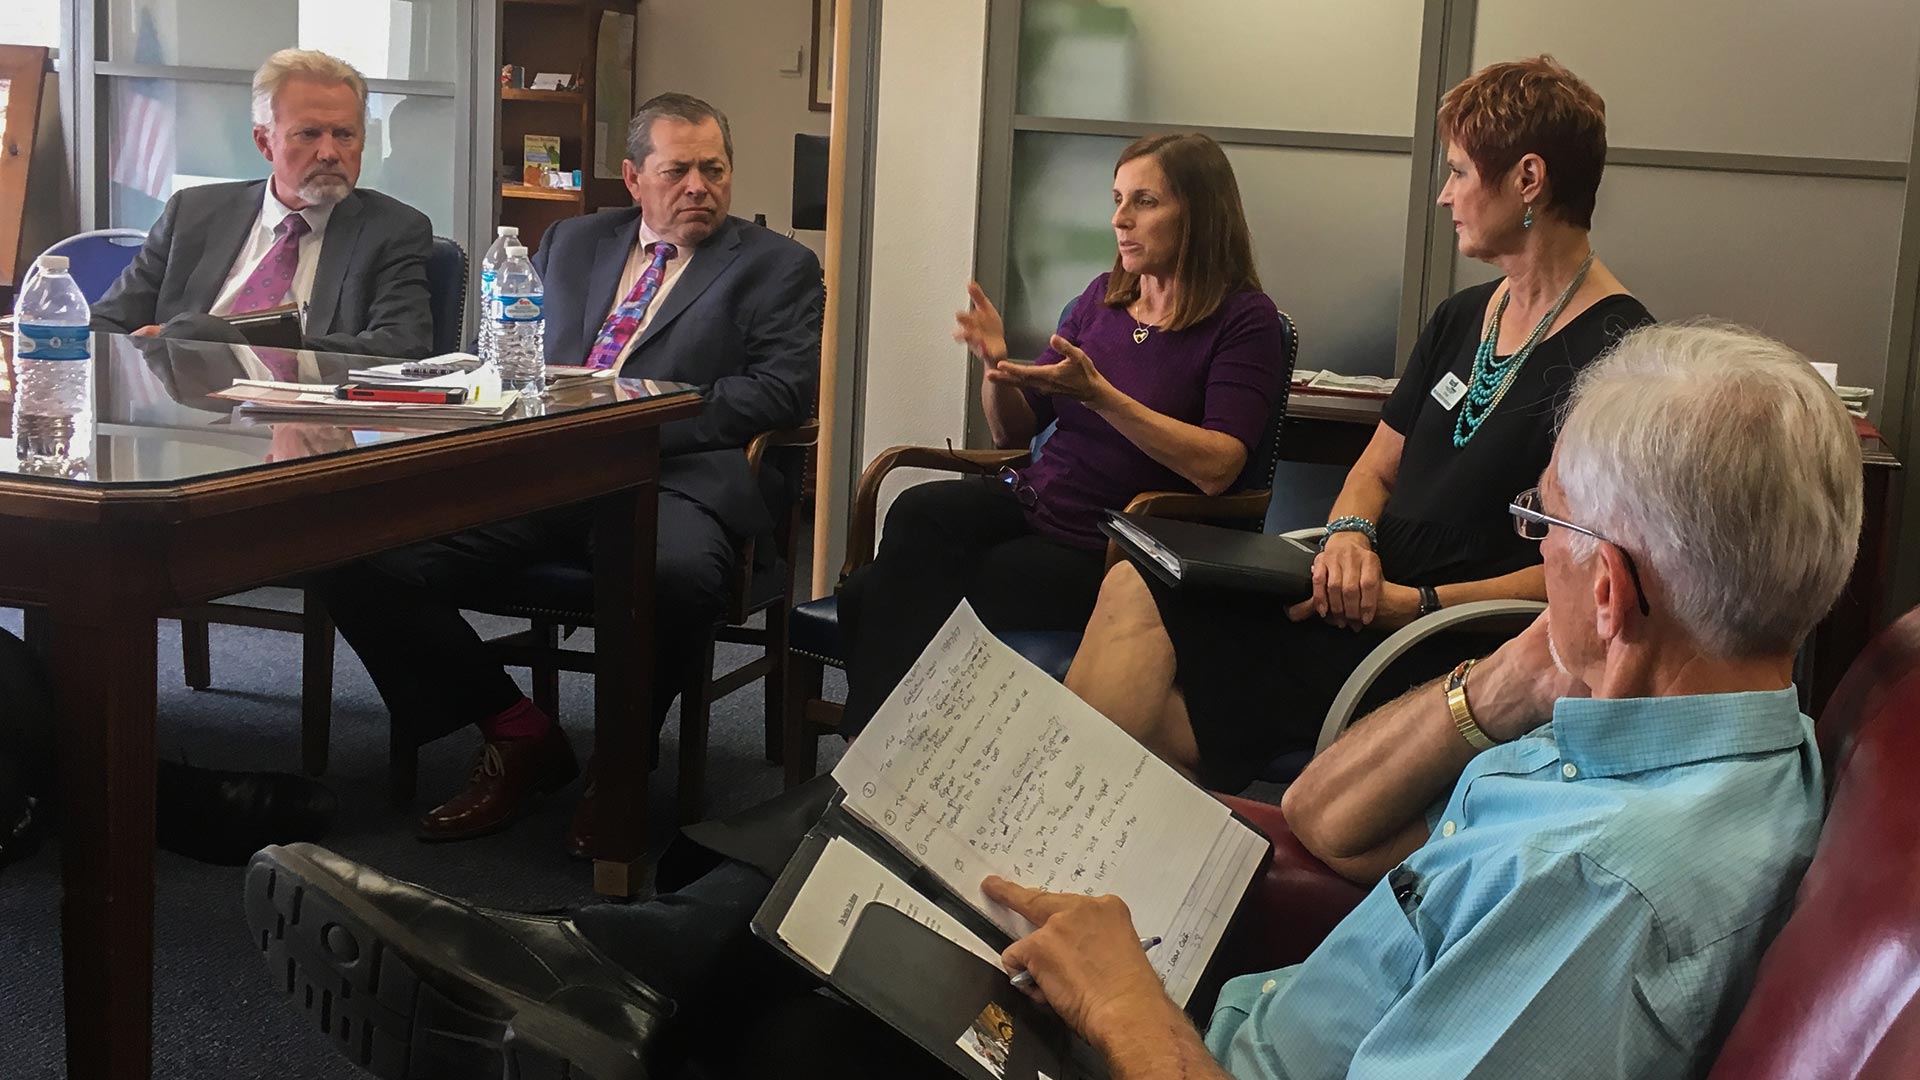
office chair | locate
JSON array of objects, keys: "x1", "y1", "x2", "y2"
[
  {"x1": 38, "y1": 229, "x2": 146, "y2": 304},
  {"x1": 423, "y1": 236, "x2": 468, "y2": 354}
]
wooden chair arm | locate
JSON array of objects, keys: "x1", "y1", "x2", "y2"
[
  {"x1": 1104, "y1": 488, "x2": 1274, "y2": 569},
  {"x1": 727, "y1": 420, "x2": 825, "y2": 622},
  {"x1": 842, "y1": 444, "x2": 1032, "y2": 579},
  {"x1": 745, "y1": 419, "x2": 821, "y2": 477},
  {"x1": 1317, "y1": 600, "x2": 1548, "y2": 754}
]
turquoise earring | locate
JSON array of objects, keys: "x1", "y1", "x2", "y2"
[{"x1": 1522, "y1": 204, "x2": 1534, "y2": 229}]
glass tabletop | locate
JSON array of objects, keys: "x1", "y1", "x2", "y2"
[{"x1": 0, "y1": 331, "x2": 696, "y2": 486}]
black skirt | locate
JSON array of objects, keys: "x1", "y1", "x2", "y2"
[{"x1": 1150, "y1": 575, "x2": 1507, "y2": 792}]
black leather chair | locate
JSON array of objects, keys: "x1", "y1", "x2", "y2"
[
  {"x1": 423, "y1": 236, "x2": 468, "y2": 355},
  {"x1": 782, "y1": 309, "x2": 1300, "y2": 786},
  {"x1": 175, "y1": 237, "x2": 468, "y2": 776}
]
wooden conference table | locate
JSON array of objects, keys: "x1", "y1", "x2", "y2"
[
  {"x1": 0, "y1": 331, "x2": 700, "y2": 1080},
  {"x1": 1279, "y1": 387, "x2": 1905, "y2": 718}
]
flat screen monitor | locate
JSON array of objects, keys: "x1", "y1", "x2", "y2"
[{"x1": 792, "y1": 134, "x2": 830, "y2": 232}]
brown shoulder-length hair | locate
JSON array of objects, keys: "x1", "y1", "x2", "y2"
[
  {"x1": 1102, "y1": 133, "x2": 1260, "y2": 331},
  {"x1": 1438, "y1": 55, "x2": 1608, "y2": 229}
]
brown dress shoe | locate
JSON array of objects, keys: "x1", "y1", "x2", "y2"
[{"x1": 419, "y1": 729, "x2": 579, "y2": 842}]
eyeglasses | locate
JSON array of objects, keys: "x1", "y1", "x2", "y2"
[
  {"x1": 1509, "y1": 487, "x2": 1651, "y2": 616},
  {"x1": 998, "y1": 465, "x2": 1038, "y2": 508}
]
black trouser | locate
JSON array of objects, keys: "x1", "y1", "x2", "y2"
[
  {"x1": 317, "y1": 491, "x2": 735, "y2": 745},
  {"x1": 571, "y1": 787, "x2": 930, "y2": 1077},
  {"x1": 837, "y1": 479, "x2": 1107, "y2": 731}
]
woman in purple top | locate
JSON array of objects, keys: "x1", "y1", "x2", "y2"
[{"x1": 836, "y1": 132, "x2": 1287, "y2": 731}]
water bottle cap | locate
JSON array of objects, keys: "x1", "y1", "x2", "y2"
[
  {"x1": 505, "y1": 244, "x2": 528, "y2": 257},
  {"x1": 36, "y1": 254, "x2": 69, "y2": 273},
  {"x1": 497, "y1": 226, "x2": 519, "y2": 236}
]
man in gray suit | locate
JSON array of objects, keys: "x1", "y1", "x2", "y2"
[
  {"x1": 317, "y1": 93, "x2": 822, "y2": 852},
  {"x1": 93, "y1": 49, "x2": 433, "y2": 359}
]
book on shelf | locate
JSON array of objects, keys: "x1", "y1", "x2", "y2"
[{"x1": 522, "y1": 134, "x2": 561, "y2": 187}]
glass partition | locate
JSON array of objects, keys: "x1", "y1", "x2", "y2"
[
  {"x1": 1472, "y1": 0, "x2": 1920, "y2": 161},
  {"x1": 109, "y1": 0, "x2": 460, "y2": 83},
  {"x1": 1015, "y1": 0, "x2": 1425, "y2": 136},
  {"x1": 1005, "y1": 132, "x2": 1408, "y2": 374}
]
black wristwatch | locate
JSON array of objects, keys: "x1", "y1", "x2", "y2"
[{"x1": 1418, "y1": 585, "x2": 1442, "y2": 617}]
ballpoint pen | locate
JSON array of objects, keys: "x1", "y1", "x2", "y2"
[{"x1": 1010, "y1": 935, "x2": 1162, "y2": 989}]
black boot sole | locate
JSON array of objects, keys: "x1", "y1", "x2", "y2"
[{"x1": 244, "y1": 847, "x2": 650, "y2": 1080}]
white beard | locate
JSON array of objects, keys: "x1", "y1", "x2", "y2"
[{"x1": 298, "y1": 173, "x2": 352, "y2": 206}]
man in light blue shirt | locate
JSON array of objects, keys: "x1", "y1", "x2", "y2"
[
  {"x1": 243, "y1": 322, "x2": 1864, "y2": 1078},
  {"x1": 991, "y1": 321, "x2": 1863, "y2": 1079}
]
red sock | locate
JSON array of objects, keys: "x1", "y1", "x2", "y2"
[{"x1": 479, "y1": 696, "x2": 553, "y2": 742}]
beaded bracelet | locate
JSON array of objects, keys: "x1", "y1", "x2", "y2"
[{"x1": 1322, "y1": 516, "x2": 1378, "y2": 549}]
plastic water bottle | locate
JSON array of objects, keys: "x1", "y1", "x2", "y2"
[
  {"x1": 491, "y1": 242, "x2": 546, "y2": 396},
  {"x1": 11, "y1": 254, "x2": 93, "y2": 476},
  {"x1": 475, "y1": 225, "x2": 519, "y2": 369}
]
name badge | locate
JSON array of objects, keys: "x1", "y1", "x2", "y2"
[{"x1": 1432, "y1": 371, "x2": 1468, "y2": 411}]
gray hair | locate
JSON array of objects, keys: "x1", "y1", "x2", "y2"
[
  {"x1": 1555, "y1": 321, "x2": 1863, "y2": 659},
  {"x1": 251, "y1": 49, "x2": 368, "y2": 129},
  {"x1": 625, "y1": 92, "x2": 733, "y2": 166}
]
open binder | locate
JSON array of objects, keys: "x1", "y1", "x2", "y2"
[
  {"x1": 751, "y1": 602, "x2": 1271, "y2": 1079},
  {"x1": 754, "y1": 809, "x2": 1097, "y2": 1079}
]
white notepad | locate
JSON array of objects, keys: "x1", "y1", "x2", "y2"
[{"x1": 831, "y1": 601, "x2": 1268, "y2": 1006}]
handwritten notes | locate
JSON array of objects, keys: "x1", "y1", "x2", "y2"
[
  {"x1": 778, "y1": 837, "x2": 1003, "y2": 974},
  {"x1": 833, "y1": 602, "x2": 1267, "y2": 1004}
]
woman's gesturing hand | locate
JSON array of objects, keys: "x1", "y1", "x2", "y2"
[
  {"x1": 985, "y1": 333, "x2": 1115, "y2": 406},
  {"x1": 954, "y1": 281, "x2": 1010, "y2": 366}
]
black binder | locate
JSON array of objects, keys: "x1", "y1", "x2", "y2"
[
  {"x1": 1100, "y1": 512, "x2": 1317, "y2": 600},
  {"x1": 752, "y1": 799, "x2": 1106, "y2": 1080},
  {"x1": 224, "y1": 304, "x2": 305, "y2": 349}
]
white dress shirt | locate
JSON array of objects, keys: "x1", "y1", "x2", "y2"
[
  {"x1": 607, "y1": 220, "x2": 697, "y2": 367},
  {"x1": 210, "y1": 182, "x2": 335, "y2": 317}
]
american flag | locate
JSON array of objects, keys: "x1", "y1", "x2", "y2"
[{"x1": 108, "y1": 8, "x2": 175, "y2": 202}]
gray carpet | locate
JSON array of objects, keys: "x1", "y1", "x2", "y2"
[{"x1": 0, "y1": 594, "x2": 846, "y2": 1079}]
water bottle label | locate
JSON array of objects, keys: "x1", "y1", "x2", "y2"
[
  {"x1": 15, "y1": 324, "x2": 91, "y2": 361},
  {"x1": 480, "y1": 267, "x2": 496, "y2": 298},
  {"x1": 494, "y1": 295, "x2": 544, "y2": 323}
]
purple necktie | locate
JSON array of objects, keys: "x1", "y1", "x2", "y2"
[
  {"x1": 233, "y1": 214, "x2": 310, "y2": 381},
  {"x1": 232, "y1": 213, "x2": 311, "y2": 315},
  {"x1": 585, "y1": 242, "x2": 677, "y2": 370}
]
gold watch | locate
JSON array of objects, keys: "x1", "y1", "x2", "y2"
[{"x1": 1445, "y1": 659, "x2": 1498, "y2": 752}]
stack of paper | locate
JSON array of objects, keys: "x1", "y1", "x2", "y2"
[
  {"x1": 213, "y1": 379, "x2": 520, "y2": 421},
  {"x1": 1291, "y1": 370, "x2": 1399, "y2": 395}
]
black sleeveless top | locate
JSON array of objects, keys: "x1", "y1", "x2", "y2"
[{"x1": 1376, "y1": 281, "x2": 1654, "y2": 586}]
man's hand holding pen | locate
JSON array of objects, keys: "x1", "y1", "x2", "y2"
[{"x1": 983, "y1": 876, "x2": 1186, "y2": 1054}]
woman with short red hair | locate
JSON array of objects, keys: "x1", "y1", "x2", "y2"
[{"x1": 1069, "y1": 56, "x2": 1656, "y2": 792}]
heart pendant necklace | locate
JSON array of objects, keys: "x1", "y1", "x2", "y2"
[{"x1": 1132, "y1": 323, "x2": 1150, "y2": 345}]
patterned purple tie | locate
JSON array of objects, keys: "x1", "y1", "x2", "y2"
[
  {"x1": 585, "y1": 242, "x2": 677, "y2": 370},
  {"x1": 232, "y1": 213, "x2": 311, "y2": 314}
]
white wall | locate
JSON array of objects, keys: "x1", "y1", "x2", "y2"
[
  {"x1": 858, "y1": 0, "x2": 989, "y2": 514},
  {"x1": 634, "y1": 0, "x2": 832, "y2": 259}
]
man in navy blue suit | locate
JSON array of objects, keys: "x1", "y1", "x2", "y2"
[{"x1": 317, "y1": 93, "x2": 822, "y2": 852}]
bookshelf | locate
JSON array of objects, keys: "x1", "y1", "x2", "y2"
[{"x1": 498, "y1": 0, "x2": 638, "y2": 252}]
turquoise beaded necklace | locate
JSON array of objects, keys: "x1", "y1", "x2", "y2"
[{"x1": 1452, "y1": 251, "x2": 1595, "y2": 448}]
